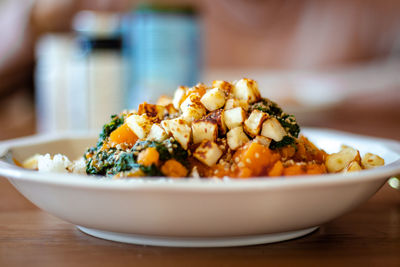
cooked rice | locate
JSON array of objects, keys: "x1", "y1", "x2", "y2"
[{"x1": 37, "y1": 154, "x2": 86, "y2": 175}]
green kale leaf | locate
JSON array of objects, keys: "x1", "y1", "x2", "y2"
[
  {"x1": 269, "y1": 136, "x2": 296, "y2": 150},
  {"x1": 85, "y1": 148, "x2": 117, "y2": 176},
  {"x1": 111, "y1": 152, "x2": 136, "y2": 174},
  {"x1": 139, "y1": 164, "x2": 162, "y2": 176},
  {"x1": 277, "y1": 115, "x2": 300, "y2": 138},
  {"x1": 97, "y1": 114, "x2": 124, "y2": 147},
  {"x1": 132, "y1": 139, "x2": 188, "y2": 163}
]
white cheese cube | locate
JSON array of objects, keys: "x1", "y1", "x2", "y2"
[
  {"x1": 244, "y1": 109, "x2": 269, "y2": 137},
  {"x1": 232, "y1": 78, "x2": 261, "y2": 103},
  {"x1": 212, "y1": 80, "x2": 232, "y2": 95},
  {"x1": 361, "y1": 153, "x2": 385, "y2": 169},
  {"x1": 172, "y1": 86, "x2": 188, "y2": 110},
  {"x1": 192, "y1": 120, "x2": 218, "y2": 144},
  {"x1": 161, "y1": 118, "x2": 191, "y2": 149},
  {"x1": 224, "y1": 98, "x2": 249, "y2": 111},
  {"x1": 343, "y1": 161, "x2": 362, "y2": 173},
  {"x1": 193, "y1": 140, "x2": 223, "y2": 167},
  {"x1": 223, "y1": 107, "x2": 246, "y2": 129},
  {"x1": 147, "y1": 124, "x2": 168, "y2": 142},
  {"x1": 138, "y1": 102, "x2": 165, "y2": 120},
  {"x1": 227, "y1": 126, "x2": 250, "y2": 150},
  {"x1": 204, "y1": 109, "x2": 227, "y2": 135},
  {"x1": 179, "y1": 94, "x2": 206, "y2": 123},
  {"x1": 164, "y1": 103, "x2": 179, "y2": 115},
  {"x1": 326, "y1": 147, "x2": 361, "y2": 173},
  {"x1": 260, "y1": 118, "x2": 286, "y2": 142},
  {"x1": 186, "y1": 83, "x2": 207, "y2": 98},
  {"x1": 126, "y1": 114, "x2": 152, "y2": 139},
  {"x1": 200, "y1": 88, "x2": 226, "y2": 111},
  {"x1": 181, "y1": 107, "x2": 206, "y2": 123},
  {"x1": 180, "y1": 94, "x2": 205, "y2": 113}
]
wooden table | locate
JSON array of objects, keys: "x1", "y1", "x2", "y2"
[{"x1": 0, "y1": 88, "x2": 399, "y2": 266}]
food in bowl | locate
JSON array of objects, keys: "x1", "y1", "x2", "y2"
[{"x1": 23, "y1": 78, "x2": 384, "y2": 178}]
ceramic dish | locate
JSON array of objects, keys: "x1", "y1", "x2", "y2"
[{"x1": 0, "y1": 128, "x2": 399, "y2": 247}]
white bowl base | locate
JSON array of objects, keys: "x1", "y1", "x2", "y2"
[{"x1": 76, "y1": 226, "x2": 319, "y2": 247}]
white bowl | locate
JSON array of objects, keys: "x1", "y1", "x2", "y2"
[{"x1": 0, "y1": 128, "x2": 399, "y2": 247}]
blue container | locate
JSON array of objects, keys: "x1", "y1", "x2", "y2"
[{"x1": 123, "y1": 5, "x2": 202, "y2": 108}]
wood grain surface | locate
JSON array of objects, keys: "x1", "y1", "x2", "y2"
[{"x1": 0, "y1": 87, "x2": 399, "y2": 267}]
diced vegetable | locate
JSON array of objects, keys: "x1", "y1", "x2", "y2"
[
  {"x1": 212, "y1": 80, "x2": 233, "y2": 95},
  {"x1": 306, "y1": 163, "x2": 326, "y2": 175},
  {"x1": 137, "y1": 147, "x2": 160, "y2": 167},
  {"x1": 138, "y1": 102, "x2": 165, "y2": 121},
  {"x1": 98, "y1": 114, "x2": 125, "y2": 146},
  {"x1": 325, "y1": 146, "x2": 361, "y2": 173},
  {"x1": 186, "y1": 84, "x2": 207, "y2": 98},
  {"x1": 180, "y1": 93, "x2": 206, "y2": 123},
  {"x1": 180, "y1": 94, "x2": 203, "y2": 113},
  {"x1": 232, "y1": 78, "x2": 261, "y2": 103},
  {"x1": 342, "y1": 161, "x2": 362, "y2": 173},
  {"x1": 147, "y1": 124, "x2": 169, "y2": 142},
  {"x1": 109, "y1": 123, "x2": 138, "y2": 147},
  {"x1": 268, "y1": 160, "x2": 284, "y2": 176},
  {"x1": 203, "y1": 109, "x2": 227, "y2": 135},
  {"x1": 172, "y1": 86, "x2": 188, "y2": 110},
  {"x1": 261, "y1": 118, "x2": 287, "y2": 142},
  {"x1": 192, "y1": 120, "x2": 218, "y2": 144},
  {"x1": 283, "y1": 164, "x2": 305, "y2": 176},
  {"x1": 224, "y1": 107, "x2": 246, "y2": 130},
  {"x1": 236, "y1": 142, "x2": 276, "y2": 176},
  {"x1": 244, "y1": 109, "x2": 269, "y2": 137},
  {"x1": 193, "y1": 140, "x2": 223, "y2": 167},
  {"x1": 361, "y1": 153, "x2": 385, "y2": 169},
  {"x1": 227, "y1": 126, "x2": 249, "y2": 150},
  {"x1": 126, "y1": 114, "x2": 152, "y2": 139},
  {"x1": 161, "y1": 159, "x2": 188, "y2": 177},
  {"x1": 237, "y1": 167, "x2": 252, "y2": 178},
  {"x1": 224, "y1": 99, "x2": 249, "y2": 111},
  {"x1": 161, "y1": 118, "x2": 191, "y2": 150},
  {"x1": 200, "y1": 88, "x2": 226, "y2": 111}
]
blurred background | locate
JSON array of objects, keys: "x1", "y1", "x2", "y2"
[{"x1": 0, "y1": 0, "x2": 399, "y2": 140}]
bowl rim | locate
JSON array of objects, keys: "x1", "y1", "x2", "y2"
[{"x1": 0, "y1": 127, "x2": 399, "y2": 192}]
